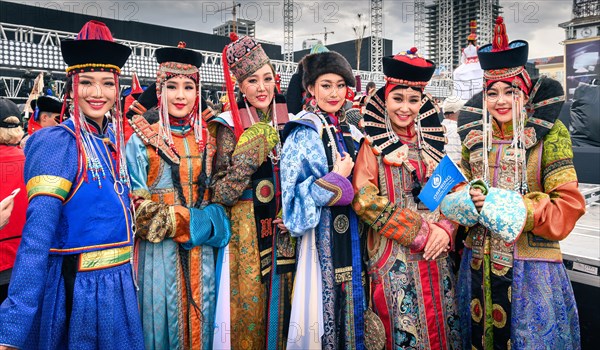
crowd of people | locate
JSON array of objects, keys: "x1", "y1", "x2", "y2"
[{"x1": 0, "y1": 16, "x2": 586, "y2": 350}]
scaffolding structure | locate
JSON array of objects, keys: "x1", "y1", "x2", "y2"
[
  {"x1": 370, "y1": 0, "x2": 383, "y2": 73},
  {"x1": 283, "y1": 0, "x2": 294, "y2": 63},
  {"x1": 414, "y1": 0, "x2": 426, "y2": 51},
  {"x1": 438, "y1": 0, "x2": 453, "y2": 75},
  {"x1": 425, "y1": 0, "x2": 500, "y2": 71},
  {"x1": 573, "y1": 0, "x2": 599, "y2": 19},
  {"x1": 479, "y1": 0, "x2": 494, "y2": 46}
]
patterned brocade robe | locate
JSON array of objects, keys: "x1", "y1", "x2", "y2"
[
  {"x1": 455, "y1": 119, "x2": 585, "y2": 350},
  {"x1": 127, "y1": 122, "x2": 227, "y2": 350},
  {"x1": 281, "y1": 111, "x2": 367, "y2": 350},
  {"x1": 210, "y1": 105, "x2": 294, "y2": 350},
  {"x1": 352, "y1": 141, "x2": 462, "y2": 350}
]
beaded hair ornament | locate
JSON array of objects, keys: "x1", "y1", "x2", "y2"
[
  {"x1": 155, "y1": 41, "x2": 204, "y2": 152},
  {"x1": 480, "y1": 17, "x2": 532, "y2": 192}
]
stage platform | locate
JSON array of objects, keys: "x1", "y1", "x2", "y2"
[{"x1": 561, "y1": 183, "x2": 599, "y2": 350}]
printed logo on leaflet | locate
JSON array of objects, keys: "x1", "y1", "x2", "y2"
[{"x1": 432, "y1": 174, "x2": 442, "y2": 188}]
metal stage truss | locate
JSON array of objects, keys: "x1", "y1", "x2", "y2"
[{"x1": 0, "y1": 22, "x2": 389, "y2": 100}]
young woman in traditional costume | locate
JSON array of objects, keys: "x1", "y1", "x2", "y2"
[
  {"x1": 209, "y1": 33, "x2": 295, "y2": 349},
  {"x1": 440, "y1": 17, "x2": 585, "y2": 349},
  {"x1": 351, "y1": 48, "x2": 462, "y2": 349},
  {"x1": 280, "y1": 50, "x2": 366, "y2": 350},
  {"x1": 0, "y1": 20, "x2": 144, "y2": 349},
  {"x1": 126, "y1": 42, "x2": 230, "y2": 349}
]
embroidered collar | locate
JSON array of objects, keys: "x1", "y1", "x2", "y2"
[
  {"x1": 363, "y1": 86, "x2": 445, "y2": 164},
  {"x1": 458, "y1": 76, "x2": 565, "y2": 150},
  {"x1": 84, "y1": 116, "x2": 109, "y2": 135}
]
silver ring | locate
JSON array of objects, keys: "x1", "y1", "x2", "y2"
[{"x1": 114, "y1": 181, "x2": 125, "y2": 195}]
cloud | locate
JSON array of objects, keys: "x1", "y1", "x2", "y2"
[
  {"x1": 6, "y1": 0, "x2": 572, "y2": 58},
  {"x1": 500, "y1": 0, "x2": 572, "y2": 58}
]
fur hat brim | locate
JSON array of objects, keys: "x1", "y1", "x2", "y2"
[{"x1": 301, "y1": 51, "x2": 355, "y2": 90}]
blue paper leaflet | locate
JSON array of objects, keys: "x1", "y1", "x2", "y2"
[{"x1": 418, "y1": 155, "x2": 467, "y2": 211}]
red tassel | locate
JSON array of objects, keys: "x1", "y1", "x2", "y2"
[
  {"x1": 275, "y1": 74, "x2": 281, "y2": 93},
  {"x1": 492, "y1": 16, "x2": 509, "y2": 52},
  {"x1": 59, "y1": 93, "x2": 68, "y2": 123},
  {"x1": 72, "y1": 74, "x2": 87, "y2": 182},
  {"x1": 345, "y1": 87, "x2": 354, "y2": 100},
  {"x1": 113, "y1": 72, "x2": 124, "y2": 178},
  {"x1": 222, "y1": 45, "x2": 243, "y2": 140},
  {"x1": 77, "y1": 20, "x2": 114, "y2": 41}
]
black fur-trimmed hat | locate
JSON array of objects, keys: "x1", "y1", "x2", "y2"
[
  {"x1": 31, "y1": 95, "x2": 63, "y2": 114},
  {"x1": 301, "y1": 51, "x2": 355, "y2": 89}
]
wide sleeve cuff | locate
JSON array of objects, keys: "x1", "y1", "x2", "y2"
[
  {"x1": 314, "y1": 172, "x2": 354, "y2": 206},
  {"x1": 410, "y1": 220, "x2": 431, "y2": 252},
  {"x1": 378, "y1": 208, "x2": 425, "y2": 247},
  {"x1": 172, "y1": 205, "x2": 191, "y2": 243},
  {"x1": 439, "y1": 186, "x2": 479, "y2": 227},
  {"x1": 183, "y1": 204, "x2": 232, "y2": 249},
  {"x1": 479, "y1": 187, "x2": 527, "y2": 243},
  {"x1": 134, "y1": 200, "x2": 175, "y2": 243},
  {"x1": 434, "y1": 218, "x2": 458, "y2": 250},
  {"x1": 352, "y1": 184, "x2": 391, "y2": 227},
  {"x1": 522, "y1": 193, "x2": 545, "y2": 233}
]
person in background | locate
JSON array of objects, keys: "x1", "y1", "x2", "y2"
[
  {"x1": 356, "y1": 81, "x2": 377, "y2": 115},
  {"x1": 20, "y1": 95, "x2": 63, "y2": 148},
  {"x1": 0, "y1": 98, "x2": 27, "y2": 304},
  {"x1": 0, "y1": 198, "x2": 14, "y2": 231},
  {"x1": 365, "y1": 81, "x2": 376, "y2": 95},
  {"x1": 441, "y1": 97, "x2": 466, "y2": 164}
]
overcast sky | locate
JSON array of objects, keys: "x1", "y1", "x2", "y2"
[{"x1": 7, "y1": 0, "x2": 573, "y2": 59}]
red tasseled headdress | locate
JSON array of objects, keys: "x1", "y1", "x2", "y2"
[
  {"x1": 467, "y1": 20, "x2": 477, "y2": 41},
  {"x1": 222, "y1": 32, "x2": 244, "y2": 141},
  {"x1": 76, "y1": 20, "x2": 114, "y2": 40},
  {"x1": 492, "y1": 17, "x2": 509, "y2": 52}
]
